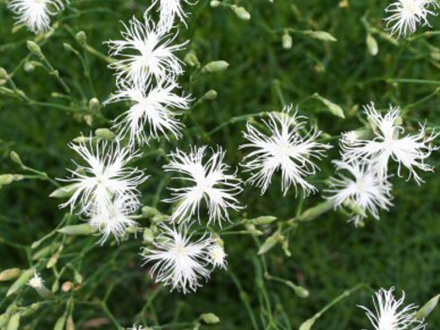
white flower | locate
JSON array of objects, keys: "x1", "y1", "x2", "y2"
[
  {"x1": 28, "y1": 271, "x2": 44, "y2": 289},
  {"x1": 8, "y1": 0, "x2": 66, "y2": 34},
  {"x1": 326, "y1": 160, "x2": 393, "y2": 226},
  {"x1": 240, "y1": 106, "x2": 332, "y2": 196},
  {"x1": 104, "y1": 80, "x2": 190, "y2": 147},
  {"x1": 150, "y1": 0, "x2": 192, "y2": 32},
  {"x1": 359, "y1": 287, "x2": 426, "y2": 330},
  {"x1": 208, "y1": 243, "x2": 227, "y2": 269},
  {"x1": 342, "y1": 102, "x2": 438, "y2": 184},
  {"x1": 164, "y1": 146, "x2": 243, "y2": 225},
  {"x1": 90, "y1": 195, "x2": 139, "y2": 244},
  {"x1": 384, "y1": 0, "x2": 439, "y2": 38},
  {"x1": 60, "y1": 138, "x2": 147, "y2": 217},
  {"x1": 142, "y1": 223, "x2": 215, "y2": 294},
  {"x1": 128, "y1": 324, "x2": 148, "y2": 330},
  {"x1": 106, "y1": 15, "x2": 187, "y2": 86}
]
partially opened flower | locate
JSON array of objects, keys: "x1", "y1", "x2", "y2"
[
  {"x1": 359, "y1": 287, "x2": 426, "y2": 330},
  {"x1": 208, "y1": 243, "x2": 227, "y2": 269},
  {"x1": 240, "y1": 106, "x2": 332, "y2": 196},
  {"x1": 107, "y1": 15, "x2": 187, "y2": 86},
  {"x1": 104, "y1": 79, "x2": 190, "y2": 147},
  {"x1": 8, "y1": 0, "x2": 66, "y2": 34},
  {"x1": 142, "y1": 223, "x2": 215, "y2": 294},
  {"x1": 342, "y1": 102, "x2": 438, "y2": 184},
  {"x1": 89, "y1": 195, "x2": 139, "y2": 244},
  {"x1": 28, "y1": 271, "x2": 44, "y2": 290},
  {"x1": 60, "y1": 138, "x2": 147, "y2": 217},
  {"x1": 150, "y1": 0, "x2": 192, "y2": 32},
  {"x1": 326, "y1": 160, "x2": 393, "y2": 226},
  {"x1": 384, "y1": 0, "x2": 439, "y2": 38},
  {"x1": 164, "y1": 146, "x2": 243, "y2": 225}
]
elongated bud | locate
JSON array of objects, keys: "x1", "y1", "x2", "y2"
[
  {"x1": 57, "y1": 224, "x2": 97, "y2": 236},
  {"x1": 313, "y1": 93, "x2": 345, "y2": 118},
  {"x1": 63, "y1": 43, "x2": 76, "y2": 53},
  {"x1": 299, "y1": 317, "x2": 317, "y2": 330},
  {"x1": 46, "y1": 246, "x2": 63, "y2": 269},
  {"x1": 72, "y1": 136, "x2": 92, "y2": 144},
  {"x1": 231, "y1": 5, "x2": 251, "y2": 20},
  {"x1": 282, "y1": 32, "x2": 292, "y2": 49},
  {"x1": 297, "y1": 200, "x2": 334, "y2": 222},
  {"x1": 95, "y1": 128, "x2": 115, "y2": 140},
  {"x1": 0, "y1": 68, "x2": 8, "y2": 80},
  {"x1": 184, "y1": 51, "x2": 200, "y2": 67},
  {"x1": 366, "y1": 34, "x2": 378, "y2": 56},
  {"x1": 0, "y1": 314, "x2": 9, "y2": 327},
  {"x1": 0, "y1": 174, "x2": 24, "y2": 186},
  {"x1": 200, "y1": 313, "x2": 220, "y2": 324},
  {"x1": 251, "y1": 216, "x2": 277, "y2": 225},
  {"x1": 27, "y1": 41, "x2": 44, "y2": 58},
  {"x1": 286, "y1": 281, "x2": 309, "y2": 298},
  {"x1": 152, "y1": 214, "x2": 166, "y2": 224},
  {"x1": 201, "y1": 61, "x2": 230, "y2": 74},
  {"x1": 0, "y1": 268, "x2": 22, "y2": 282},
  {"x1": 141, "y1": 206, "x2": 160, "y2": 218},
  {"x1": 202, "y1": 89, "x2": 218, "y2": 101},
  {"x1": 6, "y1": 313, "x2": 20, "y2": 330},
  {"x1": 75, "y1": 31, "x2": 87, "y2": 47},
  {"x1": 49, "y1": 183, "x2": 78, "y2": 198},
  {"x1": 302, "y1": 31, "x2": 337, "y2": 42},
  {"x1": 7, "y1": 268, "x2": 34, "y2": 297},
  {"x1": 54, "y1": 314, "x2": 67, "y2": 330},
  {"x1": 258, "y1": 231, "x2": 283, "y2": 255},
  {"x1": 210, "y1": 0, "x2": 221, "y2": 7},
  {"x1": 66, "y1": 315, "x2": 75, "y2": 330},
  {"x1": 415, "y1": 294, "x2": 440, "y2": 321},
  {"x1": 89, "y1": 98, "x2": 100, "y2": 111},
  {"x1": 143, "y1": 228, "x2": 155, "y2": 243},
  {"x1": 10, "y1": 151, "x2": 24, "y2": 167}
]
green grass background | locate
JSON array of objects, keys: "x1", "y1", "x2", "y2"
[{"x1": 1, "y1": 0, "x2": 440, "y2": 329}]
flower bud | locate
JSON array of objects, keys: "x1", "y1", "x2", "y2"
[
  {"x1": 210, "y1": 0, "x2": 221, "y2": 7},
  {"x1": 0, "y1": 68, "x2": 8, "y2": 80},
  {"x1": 286, "y1": 281, "x2": 309, "y2": 298},
  {"x1": 258, "y1": 231, "x2": 283, "y2": 255},
  {"x1": 143, "y1": 228, "x2": 155, "y2": 243},
  {"x1": 7, "y1": 268, "x2": 34, "y2": 297},
  {"x1": 95, "y1": 128, "x2": 115, "y2": 140},
  {"x1": 62, "y1": 281, "x2": 73, "y2": 292},
  {"x1": 10, "y1": 151, "x2": 24, "y2": 167},
  {"x1": 231, "y1": 5, "x2": 251, "y2": 20},
  {"x1": 297, "y1": 200, "x2": 334, "y2": 222},
  {"x1": 54, "y1": 314, "x2": 67, "y2": 330},
  {"x1": 415, "y1": 294, "x2": 440, "y2": 321},
  {"x1": 66, "y1": 315, "x2": 75, "y2": 330},
  {"x1": 366, "y1": 34, "x2": 378, "y2": 56},
  {"x1": 6, "y1": 313, "x2": 20, "y2": 330},
  {"x1": 299, "y1": 317, "x2": 317, "y2": 330},
  {"x1": 89, "y1": 98, "x2": 100, "y2": 111},
  {"x1": 201, "y1": 61, "x2": 229, "y2": 74},
  {"x1": 313, "y1": 93, "x2": 345, "y2": 118},
  {"x1": 0, "y1": 268, "x2": 22, "y2": 282},
  {"x1": 184, "y1": 51, "x2": 200, "y2": 67},
  {"x1": 76, "y1": 31, "x2": 87, "y2": 46},
  {"x1": 152, "y1": 214, "x2": 166, "y2": 224},
  {"x1": 0, "y1": 314, "x2": 9, "y2": 328},
  {"x1": 49, "y1": 183, "x2": 78, "y2": 198},
  {"x1": 24, "y1": 61, "x2": 36, "y2": 72},
  {"x1": 282, "y1": 32, "x2": 292, "y2": 49},
  {"x1": 202, "y1": 89, "x2": 218, "y2": 101},
  {"x1": 141, "y1": 206, "x2": 160, "y2": 218},
  {"x1": 27, "y1": 41, "x2": 44, "y2": 58},
  {"x1": 0, "y1": 174, "x2": 24, "y2": 186},
  {"x1": 200, "y1": 313, "x2": 220, "y2": 324},
  {"x1": 57, "y1": 224, "x2": 97, "y2": 236},
  {"x1": 251, "y1": 216, "x2": 277, "y2": 225},
  {"x1": 302, "y1": 31, "x2": 337, "y2": 42}
]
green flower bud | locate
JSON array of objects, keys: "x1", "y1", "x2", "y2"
[
  {"x1": 210, "y1": 0, "x2": 221, "y2": 7},
  {"x1": 366, "y1": 34, "x2": 378, "y2": 56},
  {"x1": 49, "y1": 183, "x2": 78, "y2": 198},
  {"x1": 76, "y1": 31, "x2": 87, "y2": 46},
  {"x1": 143, "y1": 228, "x2": 155, "y2": 243},
  {"x1": 7, "y1": 268, "x2": 34, "y2": 297},
  {"x1": 184, "y1": 51, "x2": 200, "y2": 67},
  {"x1": 201, "y1": 61, "x2": 230, "y2": 74},
  {"x1": 313, "y1": 93, "x2": 345, "y2": 118},
  {"x1": 200, "y1": 313, "x2": 220, "y2": 324},
  {"x1": 202, "y1": 89, "x2": 218, "y2": 101},
  {"x1": 0, "y1": 174, "x2": 24, "y2": 186},
  {"x1": 282, "y1": 32, "x2": 292, "y2": 49},
  {"x1": 27, "y1": 41, "x2": 44, "y2": 58},
  {"x1": 0, "y1": 268, "x2": 22, "y2": 282},
  {"x1": 251, "y1": 216, "x2": 277, "y2": 225},
  {"x1": 152, "y1": 214, "x2": 166, "y2": 224},
  {"x1": 54, "y1": 314, "x2": 67, "y2": 330},
  {"x1": 66, "y1": 315, "x2": 75, "y2": 330},
  {"x1": 297, "y1": 200, "x2": 334, "y2": 222},
  {"x1": 231, "y1": 5, "x2": 251, "y2": 20},
  {"x1": 57, "y1": 224, "x2": 97, "y2": 236},
  {"x1": 24, "y1": 61, "x2": 36, "y2": 72},
  {"x1": 95, "y1": 128, "x2": 115, "y2": 140},
  {"x1": 0, "y1": 68, "x2": 8, "y2": 80},
  {"x1": 142, "y1": 206, "x2": 160, "y2": 218},
  {"x1": 302, "y1": 30, "x2": 337, "y2": 42},
  {"x1": 286, "y1": 281, "x2": 309, "y2": 298},
  {"x1": 299, "y1": 317, "x2": 317, "y2": 330},
  {"x1": 89, "y1": 98, "x2": 100, "y2": 111},
  {"x1": 6, "y1": 313, "x2": 20, "y2": 330},
  {"x1": 0, "y1": 314, "x2": 9, "y2": 328},
  {"x1": 415, "y1": 294, "x2": 440, "y2": 321},
  {"x1": 10, "y1": 151, "x2": 24, "y2": 167},
  {"x1": 258, "y1": 231, "x2": 283, "y2": 255}
]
